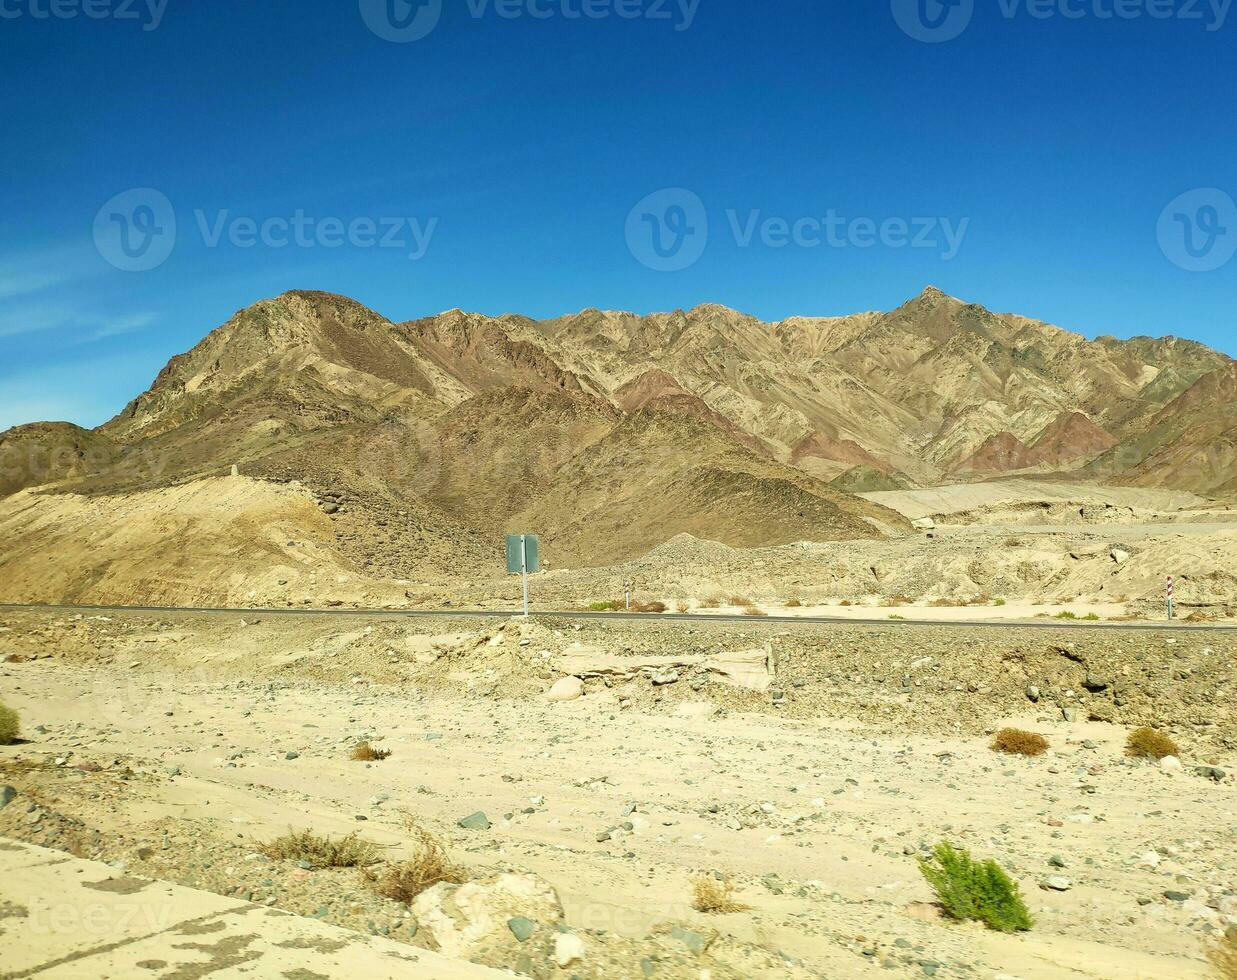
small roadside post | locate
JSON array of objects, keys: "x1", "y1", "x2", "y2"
[
  {"x1": 1167, "y1": 575, "x2": 1174, "y2": 620},
  {"x1": 506, "y1": 534, "x2": 540, "y2": 617}
]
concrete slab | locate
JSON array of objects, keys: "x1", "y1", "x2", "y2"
[{"x1": 0, "y1": 840, "x2": 508, "y2": 979}]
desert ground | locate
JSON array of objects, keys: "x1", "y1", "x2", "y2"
[
  {"x1": 1, "y1": 605, "x2": 1234, "y2": 979},
  {"x1": 2, "y1": 290, "x2": 1235, "y2": 977}
]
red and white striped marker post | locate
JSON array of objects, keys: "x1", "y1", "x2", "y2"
[{"x1": 1167, "y1": 576, "x2": 1175, "y2": 620}]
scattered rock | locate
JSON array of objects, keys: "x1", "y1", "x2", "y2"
[
  {"x1": 506, "y1": 916, "x2": 536, "y2": 942},
  {"x1": 412, "y1": 873, "x2": 563, "y2": 959},
  {"x1": 554, "y1": 933, "x2": 587, "y2": 968},
  {"x1": 546, "y1": 677, "x2": 585, "y2": 701},
  {"x1": 457, "y1": 811, "x2": 491, "y2": 831}
]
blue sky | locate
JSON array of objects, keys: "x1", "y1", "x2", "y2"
[{"x1": 1, "y1": 0, "x2": 1234, "y2": 430}]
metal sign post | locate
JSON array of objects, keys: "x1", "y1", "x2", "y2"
[
  {"x1": 1167, "y1": 575, "x2": 1174, "y2": 620},
  {"x1": 520, "y1": 536, "x2": 529, "y2": 618},
  {"x1": 505, "y1": 534, "x2": 540, "y2": 618}
]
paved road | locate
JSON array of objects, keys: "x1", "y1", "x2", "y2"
[
  {"x1": 3, "y1": 601, "x2": 1233, "y2": 632},
  {"x1": 0, "y1": 839, "x2": 500, "y2": 979}
]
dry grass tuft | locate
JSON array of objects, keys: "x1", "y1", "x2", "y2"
[
  {"x1": 991, "y1": 728, "x2": 1049, "y2": 757},
  {"x1": 700, "y1": 595, "x2": 723, "y2": 609},
  {"x1": 784, "y1": 598, "x2": 802, "y2": 608},
  {"x1": 365, "y1": 819, "x2": 464, "y2": 904},
  {"x1": 727, "y1": 595, "x2": 753, "y2": 607},
  {"x1": 690, "y1": 875, "x2": 749, "y2": 914},
  {"x1": 634, "y1": 601, "x2": 667, "y2": 613},
  {"x1": 1126, "y1": 727, "x2": 1179, "y2": 760},
  {"x1": 741, "y1": 605, "x2": 768, "y2": 617},
  {"x1": 258, "y1": 829, "x2": 378, "y2": 869},
  {"x1": 350, "y1": 741, "x2": 391, "y2": 762},
  {"x1": 1209, "y1": 933, "x2": 1237, "y2": 979},
  {"x1": 0, "y1": 701, "x2": 19, "y2": 745}
]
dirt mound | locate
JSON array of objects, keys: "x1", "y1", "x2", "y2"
[
  {"x1": 0, "y1": 476, "x2": 400, "y2": 607},
  {"x1": 830, "y1": 464, "x2": 912, "y2": 493},
  {"x1": 0, "y1": 422, "x2": 120, "y2": 497}
]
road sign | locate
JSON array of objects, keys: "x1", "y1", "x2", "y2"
[
  {"x1": 506, "y1": 534, "x2": 540, "y2": 574},
  {"x1": 506, "y1": 534, "x2": 540, "y2": 617}
]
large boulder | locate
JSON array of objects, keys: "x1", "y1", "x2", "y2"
[
  {"x1": 546, "y1": 676, "x2": 585, "y2": 701},
  {"x1": 412, "y1": 873, "x2": 564, "y2": 959}
]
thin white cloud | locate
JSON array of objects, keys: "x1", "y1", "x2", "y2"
[
  {"x1": 0, "y1": 272, "x2": 71, "y2": 301},
  {"x1": 83, "y1": 312, "x2": 159, "y2": 342},
  {"x1": 0, "y1": 303, "x2": 74, "y2": 338}
]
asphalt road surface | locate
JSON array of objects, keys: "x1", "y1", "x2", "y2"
[{"x1": 2, "y1": 602, "x2": 1233, "y2": 632}]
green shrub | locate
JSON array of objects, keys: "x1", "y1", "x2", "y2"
[
  {"x1": 993, "y1": 597, "x2": 1006, "y2": 606},
  {"x1": 918, "y1": 842, "x2": 1032, "y2": 933},
  {"x1": 1054, "y1": 611, "x2": 1077, "y2": 620},
  {"x1": 0, "y1": 701, "x2": 18, "y2": 745}
]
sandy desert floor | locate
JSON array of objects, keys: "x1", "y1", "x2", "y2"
[{"x1": 2, "y1": 609, "x2": 1234, "y2": 978}]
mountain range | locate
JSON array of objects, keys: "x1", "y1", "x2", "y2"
[{"x1": 1, "y1": 286, "x2": 1232, "y2": 577}]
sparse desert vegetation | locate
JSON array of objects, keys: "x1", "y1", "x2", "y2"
[
  {"x1": 0, "y1": 700, "x2": 18, "y2": 745},
  {"x1": 350, "y1": 740, "x2": 391, "y2": 761},
  {"x1": 1210, "y1": 932, "x2": 1237, "y2": 980},
  {"x1": 365, "y1": 819, "x2": 464, "y2": 904},
  {"x1": 1127, "y1": 726, "x2": 1180, "y2": 760},
  {"x1": 918, "y1": 842, "x2": 1033, "y2": 933},
  {"x1": 257, "y1": 829, "x2": 378, "y2": 869},
  {"x1": 690, "y1": 874, "x2": 749, "y2": 914},
  {"x1": 991, "y1": 728, "x2": 1049, "y2": 756}
]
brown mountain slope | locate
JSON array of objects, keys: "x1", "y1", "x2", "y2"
[
  {"x1": 1090, "y1": 362, "x2": 1237, "y2": 494},
  {"x1": 515, "y1": 409, "x2": 900, "y2": 565},
  {"x1": 1026, "y1": 412, "x2": 1118, "y2": 468}
]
